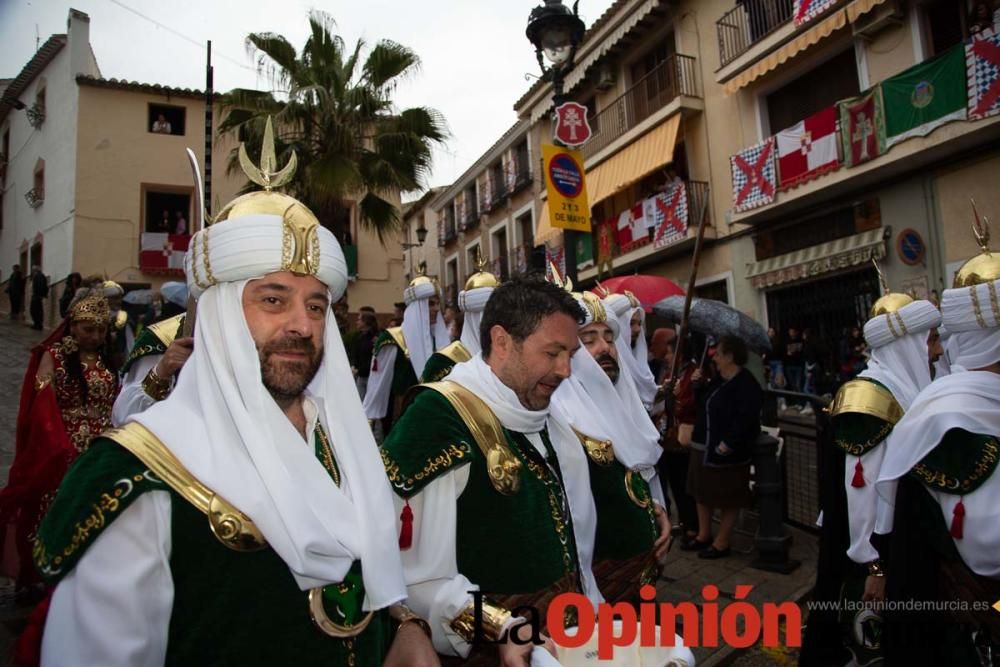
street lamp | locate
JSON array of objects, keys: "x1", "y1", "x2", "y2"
[
  {"x1": 401, "y1": 225, "x2": 427, "y2": 281},
  {"x1": 526, "y1": 0, "x2": 587, "y2": 284}
]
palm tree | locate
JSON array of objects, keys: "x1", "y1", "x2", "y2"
[{"x1": 219, "y1": 11, "x2": 448, "y2": 243}]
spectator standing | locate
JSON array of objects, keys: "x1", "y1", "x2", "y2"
[
  {"x1": 158, "y1": 210, "x2": 171, "y2": 232},
  {"x1": 353, "y1": 309, "x2": 379, "y2": 400},
  {"x1": 58, "y1": 272, "x2": 83, "y2": 319},
  {"x1": 784, "y1": 326, "x2": 804, "y2": 391},
  {"x1": 838, "y1": 325, "x2": 867, "y2": 382},
  {"x1": 802, "y1": 327, "x2": 822, "y2": 398},
  {"x1": 174, "y1": 210, "x2": 188, "y2": 235},
  {"x1": 29, "y1": 265, "x2": 48, "y2": 330},
  {"x1": 684, "y1": 336, "x2": 762, "y2": 559},
  {"x1": 6, "y1": 264, "x2": 25, "y2": 321},
  {"x1": 649, "y1": 331, "x2": 699, "y2": 545},
  {"x1": 763, "y1": 326, "x2": 785, "y2": 389}
]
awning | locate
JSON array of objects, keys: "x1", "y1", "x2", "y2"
[
  {"x1": 746, "y1": 227, "x2": 886, "y2": 289},
  {"x1": 586, "y1": 114, "x2": 681, "y2": 206},
  {"x1": 723, "y1": 9, "x2": 848, "y2": 95},
  {"x1": 534, "y1": 201, "x2": 563, "y2": 247},
  {"x1": 847, "y1": 0, "x2": 889, "y2": 22}
]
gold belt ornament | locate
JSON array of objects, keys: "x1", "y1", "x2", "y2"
[
  {"x1": 624, "y1": 470, "x2": 652, "y2": 509},
  {"x1": 308, "y1": 590, "x2": 374, "y2": 639}
]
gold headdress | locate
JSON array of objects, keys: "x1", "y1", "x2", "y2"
[
  {"x1": 869, "y1": 259, "x2": 913, "y2": 318},
  {"x1": 953, "y1": 200, "x2": 1000, "y2": 288},
  {"x1": 70, "y1": 292, "x2": 111, "y2": 324},
  {"x1": 549, "y1": 262, "x2": 607, "y2": 323},
  {"x1": 212, "y1": 117, "x2": 319, "y2": 277},
  {"x1": 464, "y1": 247, "x2": 499, "y2": 291}
]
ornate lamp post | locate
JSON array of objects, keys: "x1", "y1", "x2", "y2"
[
  {"x1": 401, "y1": 225, "x2": 428, "y2": 281},
  {"x1": 526, "y1": 0, "x2": 587, "y2": 283}
]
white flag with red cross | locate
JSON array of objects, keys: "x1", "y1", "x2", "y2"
[{"x1": 776, "y1": 106, "x2": 841, "y2": 190}]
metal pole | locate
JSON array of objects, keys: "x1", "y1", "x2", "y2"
[
  {"x1": 204, "y1": 40, "x2": 214, "y2": 218},
  {"x1": 551, "y1": 68, "x2": 578, "y2": 286}
]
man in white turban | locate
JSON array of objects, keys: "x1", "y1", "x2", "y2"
[
  {"x1": 873, "y1": 229, "x2": 1000, "y2": 663},
  {"x1": 418, "y1": 263, "x2": 498, "y2": 383},
  {"x1": 112, "y1": 281, "x2": 192, "y2": 425},
  {"x1": 808, "y1": 284, "x2": 940, "y2": 665},
  {"x1": 602, "y1": 291, "x2": 659, "y2": 410},
  {"x1": 35, "y1": 126, "x2": 438, "y2": 667},
  {"x1": 362, "y1": 271, "x2": 447, "y2": 438}
]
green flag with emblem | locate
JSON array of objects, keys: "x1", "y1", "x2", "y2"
[
  {"x1": 883, "y1": 44, "x2": 967, "y2": 149},
  {"x1": 575, "y1": 231, "x2": 594, "y2": 269}
]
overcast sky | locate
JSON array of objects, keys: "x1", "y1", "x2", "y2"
[{"x1": 1, "y1": 0, "x2": 616, "y2": 197}]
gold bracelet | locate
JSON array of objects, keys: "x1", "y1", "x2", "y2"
[
  {"x1": 35, "y1": 374, "x2": 53, "y2": 391},
  {"x1": 142, "y1": 366, "x2": 172, "y2": 401},
  {"x1": 867, "y1": 559, "x2": 885, "y2": 578},
  {"x1": 388, "y1": 604, "x2": 432, "y2": 640},
  {"x1": 449, "y1": 599, "x2": 512, "y2": 643}
]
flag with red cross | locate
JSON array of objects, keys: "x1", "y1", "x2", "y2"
[
  {"x1": 731, "y1": 137, "x2": 777, "y2": 213},
  {"x1": 967, "y1": 29, "x2": 1000, "y2": 121},
  {"x1": 793, "y1": 0, "x2": 838, "y2": 26}
]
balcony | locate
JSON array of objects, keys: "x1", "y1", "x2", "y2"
[
  {"x1": 461, "y1": 208, "x2": 480, "y2": 231},
  {"x1": 512, "y1": 243, "x2": 533, "y2": 275},
  {"x1": 510, "y1": 166, "x2": 533, "y2": 195},
  {"x1": 716, "y1": 0, "x2": 795, "y2": 67},
  {"x1": 581, "y1": 54, "x2": 700, "y2": 160},
  {"x1": 440, "y1": 218, "x2": 458, "y2": 247},
  {"x1": 490, "y1": 254, "x2": 511, "y2": 282},
  {"x1": 486, "y1": 184, "x2": 508, "y2": 213},
  {"x1": 577, "y1": 180, "x2": 710, "y2": 280},
  {"x1": 27, "y1": 103, "x2": 46, "y2": 129}
]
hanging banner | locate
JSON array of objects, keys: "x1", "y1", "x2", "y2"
[{"x1": 542, "y1": 144, "x2": 591, "y2": 233}]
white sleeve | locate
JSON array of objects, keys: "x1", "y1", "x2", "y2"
[
  {"x1": 844, "y1": 446, "x2": 887, "y2": 565},
  {"x1": 642, "y1": 467, "x2": 667, "y2": 509},
  {"x1": 42, "y1": 491, "x2": 174, "y2": 667},
  {"x1": 111, "y1": 356, "x2": 162, "y2": 427},
  {"x1": 397, "y1": 465, "x2": 478, "y2": 657},
  {"x1": 362, "y1": 346, "x2": 397, "y2": 420}
]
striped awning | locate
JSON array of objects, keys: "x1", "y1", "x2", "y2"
[
  {"x1": 534, "y1": 201, "x2": 563, "y2": 247},
  {"x1": 746, "y1": 227, "x2": 886, "y2": 289},
  {"x1": 586, "y1": 114, "x2": 681, "y2": 206},
  {"x1": 847, "y1": 0, "x2": 889, "y2": 22},
  {"x1": 723, "y1": 9, "x2": 848, "y2": 95}
]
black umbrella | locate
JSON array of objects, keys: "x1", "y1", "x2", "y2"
[{"x1": 653, "y1": 295, "x2": 771, "y2": 353}]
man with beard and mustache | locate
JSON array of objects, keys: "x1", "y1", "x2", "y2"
[
  {"x1": 381, "y1": 274, "x2": 604, "y2": 666},
  {"x1": 550, "y1": 291, "x2": 674, "y2": 609},
  {"x1": 33, "y1": 129, "x2": 438, "y2": 667}
]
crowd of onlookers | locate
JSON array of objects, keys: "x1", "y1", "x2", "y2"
[{"x1": 761, "y1": 324, "x2": 868, "y2": 401}]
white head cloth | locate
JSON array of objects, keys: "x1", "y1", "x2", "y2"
[
  {"x1": 861, "y1": 299, "x2": 941, "y2": 410},
  {"x1": 941, "y1": 278, "x2": 1000, "y2": 370},
  {"x1": 136, "y1": 214, "x2": 406, "y2": 607},
  {"x1": 567, "y1": 295, "x2": 661, "y2": 470},
  {"x1": 458, "y1": 286, "x2": 494, "y2": 356},
  {"x1": 102, "y1": 281, "x2": 124, "y2": 297},
  {"x1": 602, "y1": 294, "x2": 658, "y2": 408},
  {"x1": 875, "y1": 370, "x2": 1000, "y2": 577},
  {"x1": 401, "y1": 281, "x2": 440, "y2": 377},
  {"x1": 447, "y1": 355, "x2": 602, "y2": 605}
]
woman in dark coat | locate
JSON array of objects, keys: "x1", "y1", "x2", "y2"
[{"x1": 684, "y1": 335, "x2": 762, "y2": 559}]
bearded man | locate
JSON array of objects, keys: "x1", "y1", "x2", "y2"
[
  {"x1": 381, "y1": 274, "x2": 602, "y2": 666},
  {"x1": 550, "y1": 290, "x2": 671, "y2": 605},
  {"x1": 34, "y1": 128, "x2": 438, "y2": 667}
]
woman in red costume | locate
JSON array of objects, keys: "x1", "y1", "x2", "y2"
[{"x1": 0, "y1": 290, "x2": 118, "y2": 590}]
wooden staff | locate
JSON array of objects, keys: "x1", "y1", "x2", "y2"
[{"x1": 664, "y1": 186, "x2": 710, "y2": 400}]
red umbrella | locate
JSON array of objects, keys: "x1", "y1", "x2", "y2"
[{"x1": 594, "y1": 275, "x2": 685, "y2": 311}]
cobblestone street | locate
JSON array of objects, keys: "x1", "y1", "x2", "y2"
[{"x1": 0, "y1": 318, "x2": 47, "y2": 487}]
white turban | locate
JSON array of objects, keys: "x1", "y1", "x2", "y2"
[
  {"x1": 401, "y1": 280, "x2": 443, "y2": 377},
  {"x1": 860, "y1": 300, "x2": 940, "y2": 410},
  {"x1": 602, "y1": 293, "x2": 658, "y2": 409},
  {"x1": 941, "y1": 278, "x2": 1000, "y2": 369},
  {"x1": 458, "y1": 286, "x2": 494, "y2": 356},
  {"x1": 102, "y1": 281, "x2": 124, "y2": 297},
  {"x1": 185, "y1": 216, "x2": 348, "y2": 301}
]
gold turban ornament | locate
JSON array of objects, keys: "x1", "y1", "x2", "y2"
[
  {"x1": 464, "y1": 248, "x2": 499, "y2": 291},
  {"x1": 954, "y1": 200, "x2": 1000, "y2": 289},
  {"x1": 869, "y1": 259, "x2": 913, "y2": 319}
]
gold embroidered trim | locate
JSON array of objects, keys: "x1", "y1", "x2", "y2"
[
  {"x1": 437, "y1": 341, "x2": 472, "y2": 366},
  {"x1": 424, "y1": 381, "x2": 522, "y2": 495},
  {"x1": 971, "y1": 285, "x2": 988, "y2": 329},
  {"x1": 201, "y1": 225, "x2": 217, "y2": 288},
  {"x1": 989, "y1": 280, "x2": 1000, "y2": 325},
  {"x1": 912, "y1": 439, "x2": 999, "y2": 493},
  {"x1": 381, "y1": 443, "x2": 470, "y2": 494}
]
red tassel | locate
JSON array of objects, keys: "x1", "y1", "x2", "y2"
[
  {"x1": 399, "y1": 501, "x2": 413, "y2": 550},
  {"x1": 851, "y1": 459, "x2": 865, "y2": 488},
  {"x1": 12, "y1": 591, "x2": 52, "y2": 666},
  {"x1": 950, "y1": 498, "x2": 966, "y2": 539}
]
